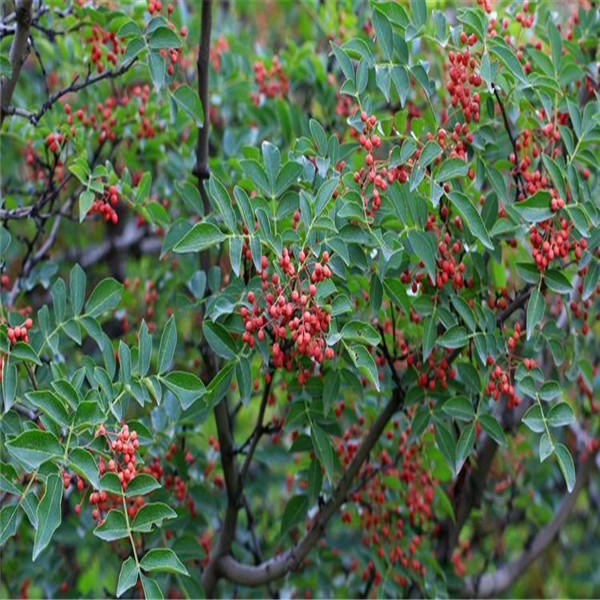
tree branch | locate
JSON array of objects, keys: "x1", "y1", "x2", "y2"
[
  {"x1": 217, "y1": 382, "x2": 405, "y2": 587},
  {"x1": 0, "y1": 0, "x2": 32, "y2": 124},
  {"x1": 462, "y1": 447, "x2": 597, "y2": 598},
  {"x1": 193, "y1": 0, "x2": 213, "y2": 201}
]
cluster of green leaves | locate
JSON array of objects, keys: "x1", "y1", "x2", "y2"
[{"x1": 1, "y1": 265, "x2": 199, "y2": 596}]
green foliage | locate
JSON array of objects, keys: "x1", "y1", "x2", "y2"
[{"x1": 1, "y1": 0, "x2": 599, "y2": 599}]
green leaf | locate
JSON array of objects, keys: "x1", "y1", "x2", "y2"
[
  {"x1": 51, "y1": 278, "x2": 67, "y2": 323},
  {"x1": 205, "y1": 361, "x2": 235, "y2": 408},
  {"x1": 422, "y1": 316, "x2": 436, "y2": 361},
  {"x1": 347, "y1": 345, "x2": 379, "y2": 391},
  {"x1": 262, "y1": 141, "x2": 281, "y2": 192},
  {"x1": 117, "y1": 557, "x2": 139, "y2": 598},
  {"x1": 547, "y1": 403, "x2": 575, "y2": 428},
  {"x1": 173, "y1": 222, "x2": 226, "y2": 253},
  {"x1": 555, "y1": 443, "x2": 575, "y2": 492},
  {"x1": 236, "y1": 357, "x2": 252, "y2": 406},
  {"x1": 79, "y1": 190, "x2": 95, "y2": 222},
  {"x1": 307, "y1": 459, "x2": 323, "y2": 505},
  {"x1": 10, "y1": 342, "x2": 41, "y2": 366},
  {"x1": 311, "y1": 424, "x2": 335, "y2": 485},
  {"x1": 141, "y1": 575, "x2": 164, "y2": 600},
  {"x1": 32, "y1": 473, "x2": 63, "y2": 560},
  {"x1": 451, "y1": 296, "x2": 477, "y2": 332},
  {"x1": 438, "y1": 325, "x2": 469, "y2": 349},
  {"x1": 539, "y1": 380, "x2": 561, "y2": 401},
  {"x1": 582, "y1": 260, "x2": 600, "y2": 301},
  {"x1": 435, "y1": 158, "x2": 469, "y2": 182},
  {"x1": 6, "y1": 431, "x2": 62, "y2": 469},
  {"x1": 172, "y1": 84, "x2": 204, "y2": 126},
  {"x1": 157, "y1": 315, "x2": 176, "y2": 374},
  {"x1": 455, "y1": 422, "x2": 475, "y2": 472},
  {"x1": 162, "y1": 371, "x2": 206, "y2": 410},
  {"x1": 542, "y1": 154, "x2": 567, "y2": 202},
  {"x1": 148, "y1": 26, "x2": 181, "y2": 49},
  {"x1": 138, "y1": 320, "x2": 152, "y2": 377},
  {"x1": 208, "y1": 176, "x2": 236, "y2": 232},
  {"x1": 131, "y1": 502, "x2": 177, "y2": 532},
  {"x1": 309, "y1": 119, "x2": 327, "y2": 155},
  {"x1": 526, "y1": 288, "x2": 545, "y2": 340},
  {"x1": 419, "y1": 141, "x2": 442, "y2": 168},
  {"x1": 148, "y1": 51, "x2": 166, "y2": 89},
  {"x1": 135, "y1": 173, "x2": 152, "y2": 205},
  {"x1": 0, "y1": 504, "x2": 19, "y2": 545},
  {"x1": 140, "y1": 548, "x2": 189, "y2": 576},
  {"x1": 340, "y1": 321, "x2": 381, "y2": 346},
  {"x1": 25, "y1": 391, "x2": 68, "y2": 428},
  {"x1": 85, "y1": 278, "x2": 123, "y2": 317},
  {"x1": 331, "y1": 43, "x2": 354, "y2": 83},
  {"x1": 125, "y1": 474, "x2": 161, "y2": 497},
  {"x1": 392, "y1": 65, "x2": 409, "y2": 107},
  {"x1": 280, "y1": 494, "x2": 309, "y2": 538},
  {"x1": 68, "y1": 448, "x2": 100, "y2": 489},
  {"x1": 547, "y1": 20, "x2": 562, "y2": 72},
  {"x1": 479, "y1": 414, "x2": 506, "y2": 446},
  {"x1": 489, "y1": 38, "x2": 527, "y2": 83},
  {"x1": 512, "y1": 190, "x2": 553, "y2": 223},
  {"x1": 275, "y1": 162, "x2": 303, "y2": 196},
  {"x1": 2, "y1": 360, "x2": 17, "y2": 412},
  {"x1": 539, "y1": 433, "x2": 554, "y2": 462},
  {"x1": 442, "y1": 396, "x2": 474, "y2": 421},
  {"x1": 522, "y1": 404, "x2": 545, "y2": 433},
  {"x1": 372, "y1": 9, "x2": 394, "y2": 60},
  {"x1": 433, "y1": 420, "x2": 455, "y2": 472},
  {"x1": 383, "y1": 278, "x2": 410, "y2": 313},
  {"x1": 94, "y1": 509, "x2": 129, "y2": 541},
  {"x1": 100, "y1": 473, "x2": 123, "y2": 495},
  {"x1": 448, "y1": 192, "x2": 493, "y2": 250},
  {"x1": 411, "y1": 0, "x2": 427, "y2": 28},
  {"x1": 124, "y1": 37, "x2": 145, "y2": 62},
  {"x1": 408, "y1": 230, "x2": 436, "y2": 282},
  {"x1": 240, "y1": 160, "x2": 270, "y2": 197},
  {"x1": 70, "y1": 264, "x2": 86, "y2": 316},
  {"x1": 544, "y1": 270, "x2": 572, "y2": 294},
  {"x1": 203, "y1": 320, "x2": 236, "y2": 359}
]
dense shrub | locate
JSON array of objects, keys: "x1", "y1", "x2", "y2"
[{"x1": 1, "y1": 1, "x2": 599, "y2": 598}]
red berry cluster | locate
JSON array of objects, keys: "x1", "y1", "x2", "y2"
[
  {"x1": 446, "y1": 38, "x2": 482, "y2": 124},
  {"x1": 87, "y1": 26, "x2": 125, "y2": 74},
  {"x1": 336, "y1": 418, "x2": 437, "y2": 592},
  {"x1": 210, "y1": 35, "x2": 229, "y2": 72},
  {"x1": 411, "y1": 350, "x2": 457, "y2": 392},
  {"x1": 67, "y1": 424, "x2": 143, "y2": 523},
  {"x1": 516, "y1": 1, "x2": 534, "y2": 29},
  {"x1": 240, "y1": 249, "x2": 335, "y2": 379},
  {"x1": 144, "y1": 444, "x2": 197, "y2": 517},
  {"x1": 6, "y1": 318, "x2": 33, "y2": 345},
  {"x1": 104, "y1": 423, "x2": 141, "y2": 488},
  {"x1": 251, "y1": 56, "x2": 289, "y2": 104},
  {"x1": 451, "y1": 539, "x2": 473, "y2": 577},
  {"x1": 45, "y1": 132, "x2": 65, "y2": 154},
  {"x1": 89, "y1": 184, "x2": 120, "y2": 224},
  {"x1": 353, "y1": 112, "x2": 386, "y2": 215},
  {"x1": 529, "y1": 220, "x2": 586, "y2": 272}
]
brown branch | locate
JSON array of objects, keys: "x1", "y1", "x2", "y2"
[
  {"x1": 0, "y1": 0, "x2": 33, "y2": 123},
  {"x1": 462, "y1": 447, "x2": 598, "y2": 598},
  {"x1": 193, "y1": 0, "x2": 213, "y2": 202},
  {"x1": 2, "y1": 57, "x2": 137, "y2": 125},
  {"x1": 216, "y1": 382, "x2": 405, "y2": 587},
  {"x1": 239, "y1": 371, "x2": 274, "y2": 482}
]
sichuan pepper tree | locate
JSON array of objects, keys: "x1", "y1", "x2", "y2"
[{"x1": 1, "y1": 0, "x2": 599, "y2": 598}]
